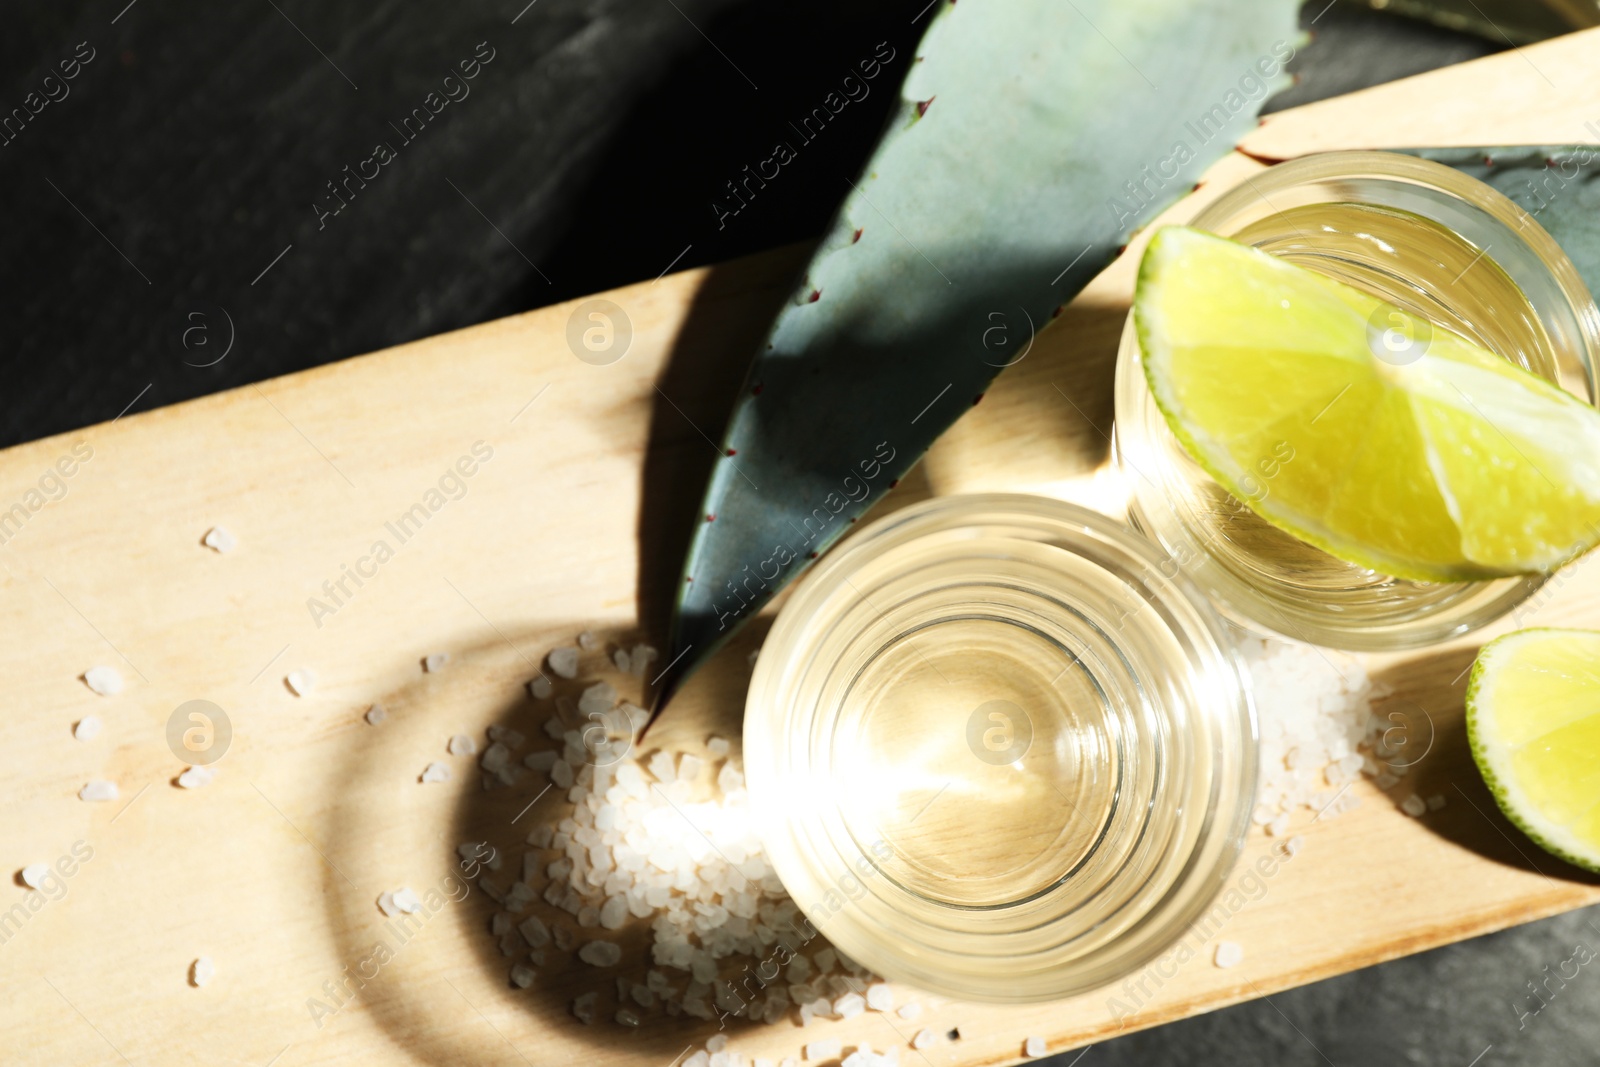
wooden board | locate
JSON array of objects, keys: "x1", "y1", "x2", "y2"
[{"x1": 7, "y1": 27, "x2": 1600, "y2": 1067}]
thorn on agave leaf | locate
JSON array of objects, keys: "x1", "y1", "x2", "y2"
[{"x1": 917, "y1": 96, "x2": 935, "y2": 117}]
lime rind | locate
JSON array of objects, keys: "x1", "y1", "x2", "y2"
[
  {"x1": 1133, "y1": 226, "x2": 1600, "y2": 583},
  {"x1": 1466, "y1": 627, "x2": 1600, "y2": 875}
]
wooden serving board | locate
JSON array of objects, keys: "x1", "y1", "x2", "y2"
[{"x1": 7, "y1": 27, "x2": 1600, "y2": 1067}]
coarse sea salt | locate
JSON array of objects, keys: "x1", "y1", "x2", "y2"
[
  {"x1": 20, "y1": 864, "x2": 50, "y2": 890},
  {"x1": 366, "y1": 704, "x2": 387, "y2": 725},
  {"x1": 202, "y1": 526, "x2": 237, "y2": 553},
  {"x1": 1245, "y1": 634, "x2": 1397, "y2": 827},
  {"x1": 73, "y1": 716, "x2": 101, "y2": 741},
  {"x1": 285, "y1": 669, "x2": 316, "y2": 697},
  {"x1": 177, "y1": 766, "x2": 215, "y2": 789},
  {"x1": 424, "y1": 652, "x2": 450, "y2": 673},
  {"x1": 79, "y1": 780, "x2": 118, "y2": 802},
  {"x1": 83, "y1": 666, "x2": 123, "y2": 696},
  {"x1": 420, "y1": 761, "x2": 451, "y2": 784},
  {"x1": 190, "y1": 956, "x2": 215, "y2": 987}
]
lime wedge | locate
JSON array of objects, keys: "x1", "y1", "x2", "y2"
[
  {"x1": 1467, "y1": 628, "x2": 1600, "y2": 873},
  {"x1": 1134, "y1": 226, "x2": 1600, "y2": 582}
]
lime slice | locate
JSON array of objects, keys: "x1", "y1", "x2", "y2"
[
  {"x1": 1134, "y1": 226, "x2": 1600, "y2": 582},
  {"x1": 1467, "y1": 628, "x2": 1600, "y2": 873}
]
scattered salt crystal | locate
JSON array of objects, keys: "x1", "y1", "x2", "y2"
[
  {"x1": 1427, "y1": 794, "x2": 1447, "y2": 811},
  {"x1": 365, "y1": 704, "x2": 387, "y2": 725},
  {"x1": 1401, "y1": 794, "x2": 1428, "y2": 817},
  {"x1": 529, "y1": 676, "x2": 553, "y2": 700},
  {"x1": 707, "y1": 1034, "x2": 728, "y2": 1053},
  {"x1": 420, "y1": 762, "x2": 451, "y2": 784},
  {"x1": 647, "y1": 750, "x2": 676, "y2": 783},
  {"x1": 805, "y1": 1039, "x2": 842, "y2": 1060},
  {"x1": 629, "y1": 644, "x2": 658, "y2": 676},
  {"x1": 83, "y1": 666, "x2": 123, "y2": 696},
  {"x1": 449, "y1": 734, "x2": 478, "y2": 756},
  {"x1": 424, "y1": 652, "x2": 449, "y2": 673},
  {"x1": 1214, "y1": 940, "x2": 1244, "y2": 968},
  {"x1": 613, "y1": 649, "x2": 630, "y2": 672},
  {"x1": 20, "y1": 864, "x2": 49, "y2": 889},
  {"x1": 911, "y1": 1030, "x2": 937, "y2": 1050},
  {"x1": 685, "y1": 1054, "x2": 710, "y2": 1067},
  {"x1": 707, "y1": 735, "x2": 730, "y2": 758},
  {"x1": 392, "y1": 888, "x2": 423, "y2": 914},
  {"x1": 835, "y1": 991, "x2": 866, "y2": 1019},
  {"x1": 79, "y1": 780, "x2": 118, "y2": 802},
  {"x1": 202, "y1": 526, "x2": 237, "y2": 553},
  {"x1": 616, "y1": 1007, "x2": 640, "y2": 1026},
  {"x1": 677, "y1": 753, "x2": 704, "y2": 782},
  {"x1": 518, "y1": 914, "x2": 551, "y2": 947},
  {"x1": 190, "y1": 956, "x2": 214, "y2": 987},
  {"x1": 1023, "y1": 1036, "x2": 1047, "y2": 1058},
  {"x1": 548, "y1": 648, "x2": 580, "y2": 679},
  {"x1": 510, "y1": 963, "x2": 535, "y2": 989},
  {"x1": 1265, "y1": 813, "x2": 1290, "y2": 837},
  {"x1": 524, "y1": 750, "x2": 558, "y2": 772},
  {"x1": 285, "y1": 669, "x2": 315, "y2": 697},
  {"x1": 578, "y1": 939, "x2": 622, "y2": 967},
  {"x1": 578, "y1": 631, "x2": 597, "y2": 651},
  {"x1": 177, "y1": 766, "x2": 215, "y2": 789},
  {"x1": 600, "y1": 896, "x2": 628, "y2": 929},
  {"x1": 572, "y1": 991, "x2": 598, "y2": 1023},
  {"x1": 896, "y1": 1002, "x2": 923, "y2": 1021},
  {"x1": 865, "y1": 983, "x2": 893, "y2": 1011},
  {"x1": 73, "y1": 716, "x2": 101, "y2": 741}
]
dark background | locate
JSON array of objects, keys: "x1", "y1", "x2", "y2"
[{"x1": 4, "y1": 1, "x2": 1597, "y2": 1063}]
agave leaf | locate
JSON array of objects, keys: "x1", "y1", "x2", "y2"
[
  {"x1": 657, "y1": 0, "x2": 1303, "y2": 708},
  {"x1": 1397, "y1": 146, "x2": 1600, "y2": 297}
]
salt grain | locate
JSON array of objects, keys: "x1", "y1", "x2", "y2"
[
  {"x1": 1213, "y1": 940, "x2": 1244, "y2": 968},
  {"x1": 424, "y1": 652, "x2": 450, "y2": 673},
  {"x1": 366, "y1": 704, "x2": 387, "y2": 725},
  {"x1": 20, "y1": 864, "x2": 49, "y2": 889},
  {"x1": 79, "y1": 779, "x2": 118, "y2": 802},
  {"x1": 285, "y1": 669, "x2": 316, "y2": 697},
  {"x1": 572, "y1": 991, "x2": 598, "y2": 1023},
  {"x1": 805, "y1": 1039, "x2": 842, "y2": 1060},
  {"x1": 896, "y1": 1002, "x2": 923, "y2": 1021},
  {"x1": 548, "y1": 648, "x2": 580, "y2": 679},
  {"x1": 579, "y1": 939, "x2": 622, "y2": 967},
  {"x1": 707, "y1": 735, "x2": 731, "y2": 758},
  {"x1": 911, "y1": 1030, "x2": 937, "y2": 1050},
  {"x1": 73, "y1": 716, "x2": 101, "y2": 741},
  {"x1": 1427, "y1": 794, "x2": 1447, "y2": 812},
  {"x1": 1401, "y1": 794, "x2": 1428, "y2": 817},
  {"x1": 834, "y1": 992, "x2": 866, "y2": 1019},
  {"x1": 578, "y1": 631, "x2": 598, "y2": 651},
  {"x1": 202, "y1": 526, "x2": 236, "y2": 553},
  {"x1": 449, "y1": 734, "x2": 478, "y2": 756},
  {"x1": 865, "y1": 983, "x2": 893, "y2": 1011},
  {"x1": 191, "y1": 956, "x2": 215, "y2": 987},
  {"x1": 177, "y1": 766, "x2": 215, "y2": 789},
  {"x1": 529, "y1": 676, "x2": 554, "y2": 700},
  {"x1": 1023, "y1": 1036, "x2": 1047, "y2": 1057},
  {"x1": 511, "y1": 964, "x2": 536, "y2": 989},
  {"x1": 83, "y1": 666, "x2": 123, "y2": 696},
  {"x1": 420, "y1": 762, "x2": 452, "y2": 784}
]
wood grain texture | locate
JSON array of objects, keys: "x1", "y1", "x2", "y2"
[{"x1": 6, "y1": 27, "x2": 1600, "y2": 1067}]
